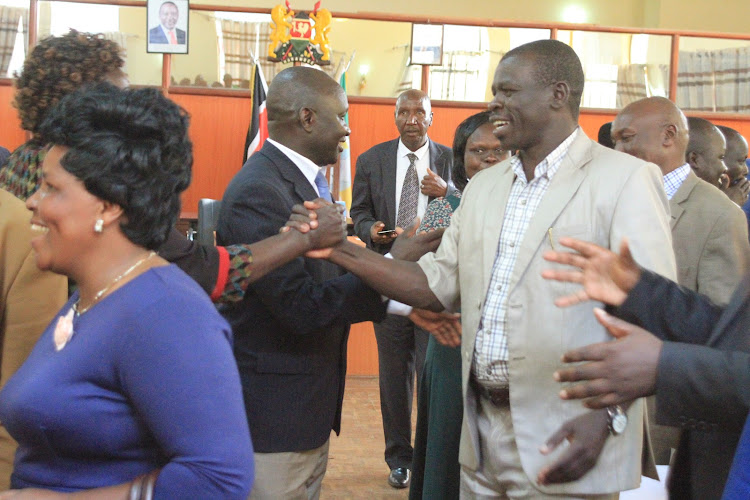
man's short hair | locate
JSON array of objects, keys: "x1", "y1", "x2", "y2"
[
  {"x1": 502, "y1": 39, "x2": 585, "y2": 118},
  {"x1": 687, "y1": 116, "x2": 719, "y2": 155},
  {"x1": 598, "y1": 122, "x2": 614, "y2": 148}
]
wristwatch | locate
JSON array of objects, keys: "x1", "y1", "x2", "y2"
[{"x1": 607, "y1": 405, "x2": 628, "y2": 435}]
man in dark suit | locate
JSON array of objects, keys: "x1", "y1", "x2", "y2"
[
  {"x1": 148, "y1": 1, "x2": 185, "y2": 44},
  {"x1": 543, "y1": 238, "x2": 750, "y2": 500},
  {"x1": 610, "y1": 97, "x2": 750, "y2": 464},
  {"x1": 350, "y1": 89, "x2": 453, "y2": 488},
  {"x1": 216, "y1": 66, "x2": 388, "y2": 499}
]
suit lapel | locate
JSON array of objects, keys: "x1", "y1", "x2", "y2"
[
  {"x1": 668, "y1": 172, "x2": 698, "y2": 229},
  {"x1": 428, "y1": 139, "x2": 445, "y2": 173},
  {"x1": 508, "y1": 133, "x2": 591, "y2": 289},
  {"x1": 261, "y1": 142, "x2": 318, "y2": 202},
  {"x1": 428, "y1": 139, "x2": 449, "y2": 203},
  {"x1": 383, "y1": 139, "x2": 399, "y2": 228}
]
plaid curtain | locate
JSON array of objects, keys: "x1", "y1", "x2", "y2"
[
  {"x1": 678, "y1": 51, "x2": 717, "y2": 112},
  {"x1": 0, "y1": 6, "x2": 28, "y2": 76},
  {"x1": 715, "y1": 47, "x2": 750, "y2": 113},
  {"x1": 677, "y1": 47, "x2": 750, "y2": 113},
  {"x1": 616, "y1": 63, "x2": 669, "y2": 108},
  {"x1": 219, "y1": 20, "x2": 279, "y2": 88}
]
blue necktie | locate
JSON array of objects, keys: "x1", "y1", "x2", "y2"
[{"x1": 314, "y1": 171, "x2": 332, "y2": 202}]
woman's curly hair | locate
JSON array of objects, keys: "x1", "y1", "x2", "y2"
[
  {"x1": 39, "y1": 83, "x2": 193, "y2": 250},
  {"x1": 14, "y1": 30, "x2": 124, "y2": 135}
]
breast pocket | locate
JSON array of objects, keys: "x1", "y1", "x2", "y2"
[{"x1": 546, "y1": 224, "x2": 593, "y2": 251}]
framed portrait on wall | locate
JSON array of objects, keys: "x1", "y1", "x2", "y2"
[
  {"x1": 410, "y1": 24, "x2": 444, "y2": 66},
  {"x1": 147, "y1": 0, "x2": 189, "y2": 54}
]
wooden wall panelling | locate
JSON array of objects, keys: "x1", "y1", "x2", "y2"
[
  {"x1": 0, "y1": 85, "x2": 25, "y2": 151},
  {"x1": 169, "y1": 92, "x2": 251, "y2": 212}
]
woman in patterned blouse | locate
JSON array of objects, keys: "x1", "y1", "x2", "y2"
[{"x1": 410, "y1": 111, "x2": 509, "y2": 500}]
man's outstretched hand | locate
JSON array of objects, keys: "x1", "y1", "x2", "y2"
[
  {"x1": 553, "y1": 308, "x2": 662, "y2": 409},
  {"x1": 409, "y1": 309, "x2": 461, "y2": 347},
  {"x1": 541, "y1": 238, "x2": 641, "y2": 307},
  {"x1": 390, "y1": 218, "x2": 445, "y2": 262}
]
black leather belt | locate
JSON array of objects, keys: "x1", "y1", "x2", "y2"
[{"x1": 470, "y1": 377, "x2": 510, "y2": 407}]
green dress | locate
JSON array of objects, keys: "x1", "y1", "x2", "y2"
[{"x1": 410, "y1": 191, "x2": 462, "y2": 500}]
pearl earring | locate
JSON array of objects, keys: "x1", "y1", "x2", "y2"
[{"x1": 94, "y1": 219, "x2": 104, "y2": 233}]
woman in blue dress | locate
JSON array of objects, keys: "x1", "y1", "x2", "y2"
[{"x1": 0, "y1": 83, "x2": 344, "y2": 499}]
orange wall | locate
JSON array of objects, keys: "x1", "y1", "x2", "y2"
[
  {"x1": 168, "y1": 93, "x2": 253, "y2": 213},
  {"x1": 0, "y1": 85, "x2": 25, "y2": 151},
  {"x1": 3, "y1": 90, "x2": 750, "y2": 376}
]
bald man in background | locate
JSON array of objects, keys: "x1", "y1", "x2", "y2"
[
  {"x1": 717, "y1": 125, "x2": 750, "y2": 207},
  {"x1": 611, "y1": 97, "x2": 750, "y2": 463}
]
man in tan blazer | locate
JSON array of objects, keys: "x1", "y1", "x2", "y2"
[
  {"x1": 0, "y1": 188, "x2": 67, "y2": 489},
  {"x1": 308, "y1": 40, "x2": 676, "y2": 498},
  {"x1": 612, "y1": 100, "x2": 750, "y2": 307},
  {"x1": 611, "y1": 98, "x2": 750, "y2": 465}
]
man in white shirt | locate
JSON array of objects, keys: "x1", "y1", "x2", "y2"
[
  {"x1": 216, "y1": 66, "x2": 389, "y2": 500},
  {"x1": 350, "y1": 89, "x2": 454, "y2": 488}
]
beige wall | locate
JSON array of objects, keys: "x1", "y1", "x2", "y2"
[
  {"x1": 333, "y1": 18, "x2": 412, "y2": 97},
  {"x1": 119, "y1": 6, "x2": 162, "y2": 86},
  {"x1": 194, "y1": 0, "x2": 650, "y2": 31},
  {"x1": 653, "y1": 0, "x2": 750, "y2": 33},
  {"x1": 27, "y1": 0, "x2": 750, "y2": 94}
]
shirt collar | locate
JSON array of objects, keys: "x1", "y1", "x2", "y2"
[
  {"x1": 267, "y1": 138, "x2": 323, "y2": 191},
  {"x1": 397, "y1": 138, "x2": 430, "y2": 161},
  {"x1": 663, "y1": 163, "x2": 691, "y2": 200},
  {"x1": 510, "y1": 128, "x2": 579, "y2": 183}
]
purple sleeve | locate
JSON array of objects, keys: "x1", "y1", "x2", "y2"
[{"x1": 116, "y1": 294, "x2": 254, "y2": 499}]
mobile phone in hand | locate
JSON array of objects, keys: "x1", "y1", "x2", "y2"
[{"x1": 377, "y1": 229, "x2": 397, "y2": 236}]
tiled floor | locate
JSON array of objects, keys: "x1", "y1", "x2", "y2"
[{"x1": 321, "y1": 376, "x2": 415, "y2": 499}]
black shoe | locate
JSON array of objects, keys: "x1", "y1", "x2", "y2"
[{"x1": 388, "y1": 467, "x2": 411, "y2": 488}]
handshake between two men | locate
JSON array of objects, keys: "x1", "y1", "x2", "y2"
[
  {"x1": 282, "y1": 198, "x2": 461, "y2": 345},
  {"x1": 288, "y1": 197, "x2": 664, "y2": 398}
]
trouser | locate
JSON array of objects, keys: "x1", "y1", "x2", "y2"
[
  {"x1": 374, "y1": 313, "x2": 429, "y2": 469},
  {"x1": 460, "y1": 391, "x2": 618, "y2": 500},
  {"x1": 249, "y1": 439, "x2": 330, "y2": 500}
]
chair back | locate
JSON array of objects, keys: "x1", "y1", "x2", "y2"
[{"x1": 197, "y1": 198, "x2": 222, "y2": 246}]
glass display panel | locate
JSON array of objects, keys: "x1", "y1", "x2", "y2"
[
  {"x1": 556, "y1": 30, "x2": 672, "y2": 110},
  {"x1": 37, "y1": 1, "x2": 162, "y2": 86},
  {"x1": 677, "y1": 37, "x2": 750, "y2": 113}
]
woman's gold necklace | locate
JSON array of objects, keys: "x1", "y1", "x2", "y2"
[{"x1": 73, "y1": 251, "x2": 157, "y2": 316}]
